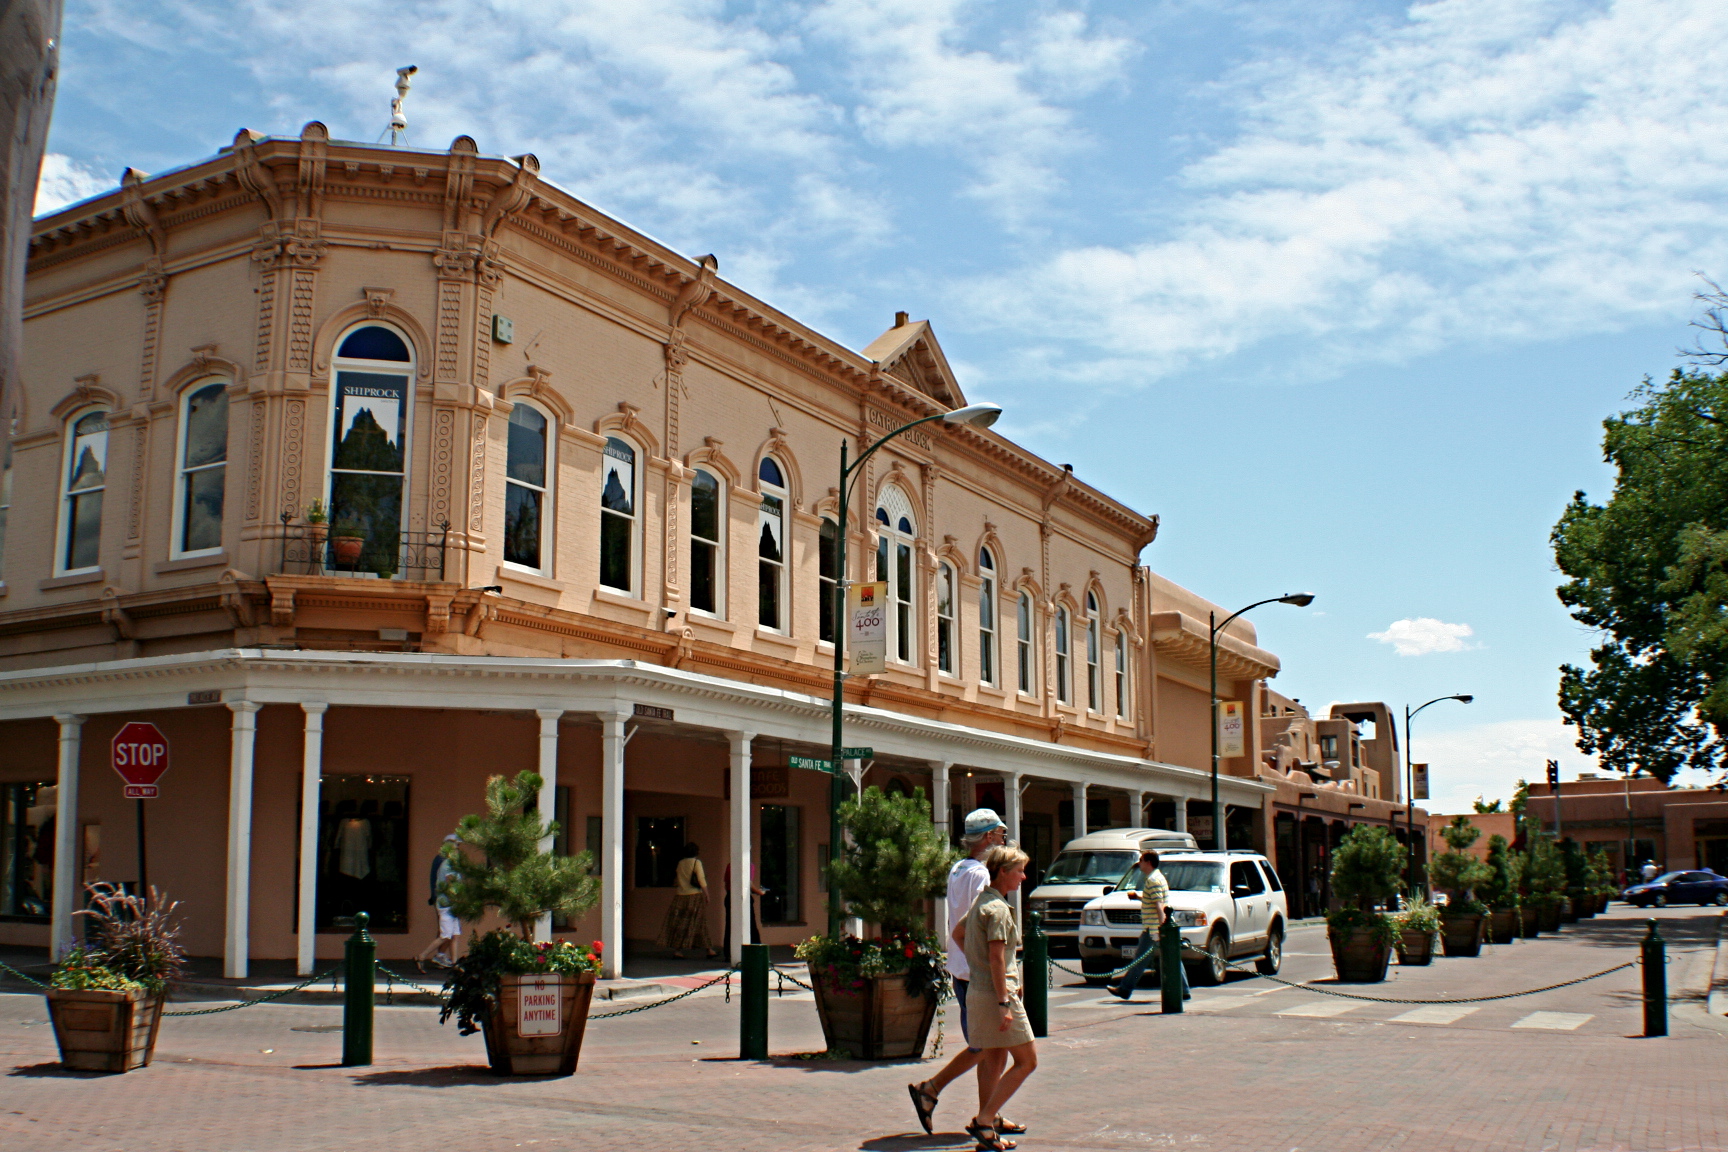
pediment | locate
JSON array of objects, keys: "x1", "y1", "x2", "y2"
[{"x1": 861, "y1": 318, "x2": 966, "y2": 408}]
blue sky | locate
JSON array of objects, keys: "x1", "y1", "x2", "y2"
[{"x1": 35, "y1": 0, "x2": 1728, "y2": 810}]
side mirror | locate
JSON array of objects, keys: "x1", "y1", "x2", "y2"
[
  {"x1": 1101, "y1": 886, "x2": 1114, "y2": 895},
  {"x1": 1231, "y1": 884, "x2": 1251, "y2": 898}
]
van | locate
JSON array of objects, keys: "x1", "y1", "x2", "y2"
[{"x1": 1025, "y1": 827, "x2": 1199, "y2": 957}]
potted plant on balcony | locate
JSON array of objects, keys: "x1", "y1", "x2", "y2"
[
  {"x1": 1326, "y1": 825, "x2": 1403, "y2": 983},
  {"x1": 304, "y1": 499, "x2": 329, "y2": 550},
  {"x1": 46, "y1": 884, "x2": 185, "y2": 1073},
  {"x1": 330, "y1": 520, "x2": 365, "y2": 567},
  {"x1": 1522, "y1": 831, "x2": 1566, "y2": 933},
  {"x1": 1430, "y1": 816, "x2": 1492, "y2": 957},
  {"x1": 1394, "y1": 894, "x2": 1440, "y2": 965},
  {"x1": 1482, "y1": 834, "x2": 1524, "y2": 943},
  {"x1": 795, "y1": 785, "x2": 955, "y2": 1059},
  {"x1": 439, "y1": 770, "x2": 601, "y2": 1076}
]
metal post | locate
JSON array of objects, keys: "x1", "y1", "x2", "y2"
[
  {"x1": 1024, "y1": 910, "x2": 1048, "y2": 1038},
  {"x1": 1641, "y1": 917, "x2": 1667, "y2": 1038},
  {"x1": 342, "y1": 912, "x2": 375, "y2": 1066},
  {"x1": 740, "y1": 942, "x2": 769, "y2": 1059},
  {"x1": 135, "y1": 799, "x2": 148, "y2": 895},
  {"x1": 1209, "y1": 610, "x2": 1221, "y2": 852},
  {"x1": 1404, "y1": 705, "x2": 1415, "y2": 896},
  {"x1": 1159, "y1": 917, "x2": 1183, "y2": 1014},
  {"x1": 829, "y1": 438, "x2": 848, "y2": 939}
]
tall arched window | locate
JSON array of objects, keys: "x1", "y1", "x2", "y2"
[
  {"x1": 818, "y1": 518, "x2": 839, "y2": 643},
  {"x1": 504, "y1": 402, "x2": 551, "y2": 572},
  {"x1": 936, "y1": 561, "x2": 957, "y2": 675},
  {"x1": 1115, "y1": 629, "x2": 1130, "y2": 719},
  {"x1": 329, "y1": 324, "x2": 412, "y2": 576},
  {"x1": 173, "y1": 381, "x2": 228, "y2": 557},
  {"x1": 600, "y1": 437, "x2": 637, "y2": 593},
  {"x1": 58, "y1": 409, "x2": 108, "y2": 574},
  {"x1": 690, "y1": 468, "x2": 723, "y2": 615},
  {"x1": 978, "y1": 548, "x2": 998, "y2": 686},
  {"x1": 1016, "y1": 591, "x2": 1034, "y2": 695},
  {"x1": 875, "y1": 487, "x2": 917, "y2": 664},
  {"x1": 1055, "y1": 605, "x2": 1072, "y2": 704},
  {"x1": 1085, "y1": 591, "x2": 1102, "y2": 712},
  {"x1": 757, "y1": 458, "x2": 787, "y2": 631}
]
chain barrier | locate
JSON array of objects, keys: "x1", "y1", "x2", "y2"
[
  {"x1": 773, "y1": 966, "x2": 816, "y2": 993},
  {"x1": 163, "y1": 969, "x2": 342, "y2": 1017},
  {"x1": 374, "y1": 965, "x2": 441, "y2": 1004},
  {"x1": 587, "y1": 967, "x2": 735, "y2": 1019},
  {"x1": 0, "y1": 959, "x2": 50, "y2": 988}
]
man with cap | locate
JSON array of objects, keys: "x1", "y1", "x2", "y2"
[
  {"x1": 417, "y1": 833, "x2": 463, "y2": 972},
  {"x1": 909, "y1": 808, "x2": 1024, "y2": 1140}
]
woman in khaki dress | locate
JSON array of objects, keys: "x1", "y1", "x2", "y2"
[{"x1": 954, "y1": 845, "x2": 1038, "y2": 1152}]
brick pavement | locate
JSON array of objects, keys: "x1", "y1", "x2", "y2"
[{"x1": 2, "y1": 904, "x2": 1724, "y2": 1152}]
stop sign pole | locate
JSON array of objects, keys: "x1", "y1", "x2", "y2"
[{"x1": 112, "y1": 722, "x2": 169, "y2": 894}]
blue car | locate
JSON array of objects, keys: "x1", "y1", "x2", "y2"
[{"x1": 1622, "y1": 869, "x2": 1728, "y2": 908}]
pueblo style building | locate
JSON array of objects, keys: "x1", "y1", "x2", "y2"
[{"x1": 0, "y1": 123, "x2": 1421, "y2": 976}]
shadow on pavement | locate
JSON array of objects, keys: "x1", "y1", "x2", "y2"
[
  {"x1": 859, "y1": 1134, "x2": 974, "y2": 1150},
  {"x1": 7, "y1": 1061, "x2": 107, "y2": 1078},
  {"x1": 347, "y1": 1064, "x2": 499, "y2": 1087}
]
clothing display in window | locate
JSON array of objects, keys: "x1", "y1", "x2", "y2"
[{"x1": 336, "y1": 817, "x2": 372, "y2": 879}]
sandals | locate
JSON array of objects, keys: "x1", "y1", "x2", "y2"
[
  {"x1": 907, "y1": 1081, "x2": 939, "y2": 1135},
  {"x1": 966, "y1": 1121, "x2": 1016, "y2": 1151},
  {"x1": 996, "y1": 1117, "x2": 1027, "y2": 1135}
]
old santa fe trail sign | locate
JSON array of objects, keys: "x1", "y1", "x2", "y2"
[{"x1": 112, "y1": 721, "x2": 170, "y2": 799}]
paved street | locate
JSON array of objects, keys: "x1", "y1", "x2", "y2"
[{"x1": 4, "y1": 904, "x2": 1725, "y2": 1152}]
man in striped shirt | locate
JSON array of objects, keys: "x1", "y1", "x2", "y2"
[{"x1": 1106, "y1": 850, "x2": 1190, "y2": 1001}]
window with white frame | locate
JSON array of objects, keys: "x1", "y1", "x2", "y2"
[
  {"x1": 1055, "y1": 605, "x2": 1072, "y2": 704},
  {"x1": 1115, "y1": 629, "x2": 1130, "y2": 718},
  {"x1": 757, "y1": 458, "x2": 787, "y2": 630},
  {"x1": 173, "y1": 381, "x2": 228, "y2": 556},
  {"x1": 328, "y1": 325, "x2": 413, "y2": 577},
  {"x1": 1016, "y1": 591, "x2": 1034, "y2": 694},
  {"x1": 978, "y1": 548, "x2": 998, "y2": 686},
  {"x1": 936, "y1": 561, "x2": 957, "y2": 675},
  {"x1": 874, "y1": 487, "x2": 917, "y2": 663},
  {"x1": 690, "y1": 468, "x2": 723, "y2": 615},
  {"x1": 600, "y1": 437, "x2": 637, "y2": 593},
  {"x1": 1085, "y1": 591, "x2": 1102, "y2": 712},
  {"x1": 818, "y1": 518, "x2": 838, "y2": 643},
  {"x1": 58, "y1": 408, "x2": 108, "y2": 574},
  {"x1": 504, "y1": 402, "x2": 552, "y2": 572}
]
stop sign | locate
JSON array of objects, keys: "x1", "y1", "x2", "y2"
[{"x1": 112, "y1": 722, "x2": 170, "y2": 799}]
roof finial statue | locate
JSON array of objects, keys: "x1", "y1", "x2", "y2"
[{"x1": 386, "y1": 65, "x2": 417, "y2": 145}]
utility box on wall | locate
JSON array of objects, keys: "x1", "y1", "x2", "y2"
[{"x1": 492, "y1": 314, "x2": 514, "y2": 343}]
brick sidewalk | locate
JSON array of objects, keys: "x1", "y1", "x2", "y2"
[{"x1": 3, "y1": 905, "x2": 1723, "y2": 1152}]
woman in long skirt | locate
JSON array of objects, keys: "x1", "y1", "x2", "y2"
[{"x1": 658, "y1": 842, "x2": 718, "y2": 959}]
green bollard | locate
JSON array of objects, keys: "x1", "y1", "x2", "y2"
[
  {"x1": 1641, "y1": 917, "x2": 1667, "y2": 1038},
  {"x1": 342, "y1": 911, "x2": 375, "y2": 1067},
  {"x1": 740, "y1": 943, "x2": 769, "y2": 1059},
  {"x1": 1024, "y1": 910, "x2": 1048, "y2": 1038},
  {"x1": 1159, "y1": 918, "x2": 1184, "y2": 1015}
]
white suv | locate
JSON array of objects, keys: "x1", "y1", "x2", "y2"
[{"x1": 1075, "y1": 852, "x2": 1288, "y2": 985}]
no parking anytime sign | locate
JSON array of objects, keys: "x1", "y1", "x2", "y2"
[{"x1": 112, "y1": 722, "x2": 170, "y2": 799}]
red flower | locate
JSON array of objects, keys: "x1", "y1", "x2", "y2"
[
  {"x1": 592, "y1": 940, "x2": 604, "y2": 951},
  {"x1": 904, "y1": 944, "x2": 916, "y2": 958}
]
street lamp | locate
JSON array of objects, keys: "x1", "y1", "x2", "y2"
[
  {"x1": 1403, "y1": 694, "x2": 1472, "y2": 893},
  {"x1": 1210, "y1": 593, "x2": 1313, "y2": 851},
  {"x1": 827, "y1": 401, "x2": 1002, "y2": 935}
]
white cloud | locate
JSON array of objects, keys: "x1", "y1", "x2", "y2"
[
  {"x1": 1367, "y1": 617, "x2": 1477, "y2": 656},
  {"x1": 34, "y1": 153, "x2": 110, "y2": 216},
  {"x1": 1415, "y1": 716, "x2": 1590, "y2": 814}
]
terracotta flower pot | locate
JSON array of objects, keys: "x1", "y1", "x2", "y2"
[
  {"x1": 1395, "y1": 929, "x2": 1434, "y2": 965},
  {"x1": 1328, "y1": 926, "x2": 1392, "y2": 983},
  {"x1": 808, "y1": 968, "x2": 936, "y2": 1059},
  {"x1": 46, "y1": 987, "x2": 163, "y2": 1073},
  {"x1": 331, "y1": 535, "x2": 365, "y2": 566},
  {"x1": 1439, "y1": 912, "x2": 1486, "y2": 958},
  {"x1": 306, "y1": 523, "x2": 328, "y2": 548},
  {"x1": 479, "y1": 972, "x2": 595, "y2": 1076},
  {"x1": 1489, "y1": 908, "x2": 1521, "y2": 944}
]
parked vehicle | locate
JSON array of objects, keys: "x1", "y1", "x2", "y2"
[
  {"x1": 1076, "y1": 851, "x2": 1288, "y2": 985},
  {"x1": 1025, "y1": 828, "x2": 1198, "y2": 958},
  {"x1": 1622, "y1": 869, "x2": 1728, "y2": 907}
]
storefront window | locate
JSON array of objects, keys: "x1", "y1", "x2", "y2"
[
  {"x1": 635, "y1": 816, "x2": 685, "y2": 887},
  {"x1": 316, "y1": 775, "x2": 410, "y2": 932},
  {"x1": 759, "y1": 804, "x2": 801, "y2": 923},
  {"x1": 0, "y1": 782, "x2": 55, "y2": 919}
]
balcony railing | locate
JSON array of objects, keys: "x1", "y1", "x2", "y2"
[{"x1": 275, "y1": 514, "x2": 450, "y2": 581}]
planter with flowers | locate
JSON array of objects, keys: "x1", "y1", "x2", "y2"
[
  {"x1": 1326, "y1": 825, "x2": 1404, "y2": 983},
  {"x1": 438, "y1": 770, "x2": 600, "y2": 1076},
  {"x1": 47, "y1": 884, "x2": 185, "y2": 1073},
  {"x1": 795, "y1": 785, "x2": 955, "y2": 1059},
  {"x1": 1394, "y1": 895, "x2": 1440, "y2": 965}
]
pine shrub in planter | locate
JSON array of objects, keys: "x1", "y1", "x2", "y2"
[
  {"x1": 1560, "y1": 839, "x2": 1590, "y2": 919},
  {"x1": 795, "y1": 785, "x2": 956, "y2": 1059},
  {"x1": 1482, "y1": 835, "x2": 1524, "y2": 943},
  {"x1": 1430, "y1": 816, "x2": 1492, "y2": 957},
  {"x1": 1586, "y1": 847, "x2": 1617, "y2": 912},
  {"x1": 437, "y1": 770, "x2": 601, "y2": 1076},
  {"x1": 48, "y1": 885, "x2": 185, "y2": 1072},
  {"x1": 1522, "y1": 832, "x2": 1566, "y2": 933},
  {"x1": 1326, "y1": 825, "x2": 1403, "y2": 982}
]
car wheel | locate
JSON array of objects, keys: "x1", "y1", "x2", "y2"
[
  {"x1": 1654, "y1": 893, "x2": 1667, "y2": 908},
  {"x1": 1191, "y1": 931, "x2": 1229, "y2": 986},
  {"x1": 1715, "y1": 892, "x2": 1728, "y2": 907},
  {"x1": 1257, "y1": 924, "x2": 1284, "y2": 975}
]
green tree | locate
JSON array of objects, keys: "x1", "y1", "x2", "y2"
[
  {"x1": 1472, "y1": 797, "x2": 1504, "y2": 813},
  {"x1": 1521, "y1": 830, "x2": 1566, "y2": 911},
  {"x1": 1329, "y1": 825, "x2": 1405, "y2": 913},
  {"x1": 1552, "y1": 367, "x2": 1728, "y2": 782},
  {"x1": 828, "y1": 785, "x2": 956, "y2": 936},
  {"x1": 443, "y1": 770, "x2": 598, "y2": 941},
  {"x1": 1481, "y1": 835, "x2": 1522, "y2": 911},
  {"x1": 1429, "y1": 816, "x2": 1492, "y2": 912}
]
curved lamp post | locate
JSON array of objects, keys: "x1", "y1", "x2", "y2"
[
  {"x1": 827, "y1": 402, "x2": 1002, "y2": 935},
  {"x1": 1404, "y1": 693, "x2": 1472, "y2": 893},
  {"x1": 1210, "y1": 593, "x2": 1313, "y2": 851}
]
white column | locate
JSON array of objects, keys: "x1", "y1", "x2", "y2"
[
  {"x1": 1133, "y1": 791, "x2": 1149, "y2": 829},
  {"x1": 535, "y1": 709, "x2": 563, "y2": 940},
  {"x1": 49, "y1": 714, "x2": 84, "y2": 962},
  {"x1": 1173, "y1": 796, "x2": 1188, "y2": 833},
  {"x1": 599, "y1": 709, "x2": 629, "y2": 978},
  {"x1": 1072, "y1": 781, "x2": 1089, "y2": 840},
  {"x1": 296, "y1": 703, "x2": 327, "y2": 975},
  {"x1": 224, "y1": 701, "x2": 262, "y2": 978},
  {"x1": 1003, "y1": 773, "x2": 1022, "y2": 918},
  {"x1": 930, "y1": 761, "x2": 953, "y2": 937},
  {"x1": 727, "y1": 730, "x2": 756, "y2": 965}
]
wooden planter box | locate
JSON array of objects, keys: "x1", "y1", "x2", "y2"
[
  {"x1": 1439, "y1": 912, "x2": 1485, "y2": 958},
  {"x1": 1536, "y1": 903, "x2": 1561, "y2": 934},
  {"x1": 1559, "y1": 898, "x2": 1578, "y2": 924},
  {"x1": 1328, "y1": 926, "x2": 1391, "y2": 983},
  {"x1": 809, "y1": 968, "x2": 936, "y2": 1059},
  {"x1": 46, "y1": 988, "x2": 163, "y2": 1073},
  {"x1": 1519, "y1": 906, "x2": 1542, "y2": 937},
  {"x1": 480, "y1": 972, "x2": 595, "y2": 1076},
  {"x1": 1489, "y1": 908, "x2": 1521, "y2": 944},
  {"x1": 1395, "y1": 929, "x2": 1435, "y2": 965}
]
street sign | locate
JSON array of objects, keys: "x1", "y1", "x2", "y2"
[
  {"x1": 111, "y1": 721, "x2": 169, "y2": 799},
  {"x1": 841, "y1": 747, "x2": 873, "y2": 760},
  {"x1": 789, "y1": 755, "x2": 833, "y2": 773},
  {"x1": 1412, "y1": 763, "x2": 1429, "y2": 801},
  {"x1": 517, "y1": 975, "x2": 562, "y2": 1036},
  {"x1": 1217, "y1": 701, "x2": 1245, "y2": 757},
  {"x1": 848, "y1": 582, "x2": 888, "y2": 675}
]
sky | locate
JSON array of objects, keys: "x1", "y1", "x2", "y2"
[{"x1": 33, "y1": 0, "x2": 1728, "y2": 812}]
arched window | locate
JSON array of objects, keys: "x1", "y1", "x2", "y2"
[
  {"x1": 875, "y1": 487, "x2": 917, "y2": 664},
  {"x1": 1115, "y1": 629, "x2": 1130, "y2": 719},
  {"x1": 936, "y1": 561, "x2": 957, "y2": 675},
  {"x1": 1085, "y1": 591, "x2": 1101, "y2": 712},
  {"x1": 329, "y1": 324, "x2": 412, "y2": 576},
  {"x1": 600, "y1": 437, "x2": 637, "y2": 593},
  {"x1": 1016, "y1": 591, "x2": 1034, "y2": 695},
  {"x1": 58, "y1": 408, "x2": 108, "y2": 574},
  {"x1": 690, "y1": 468, "x2": 723, "y2": 615},
  {"x1": 978, "y1": 548, "x2": 997, "y2": 686},
  {"x1": 505, "y1": 402, "x2": 551, "y2": 572},
  {"x1": 818, "y1": 518, "x2": 839, "y2": 643},
  {"x1": 757, "y1": 458, "x2": 787, "y2": 630},
  {"x1": 172, "y1": 381, "x2": 228, "y2": 557},
  {"x1": 1055, "y1": 605, "x2": 1072, "y2": 704}
]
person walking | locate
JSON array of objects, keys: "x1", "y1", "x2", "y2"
[
  {"x1": 908, "y1": 809, "x2": 1013, "y2": 1136},
  {"x1": 658, "y1": 842, "x2": 719, "y2": 960},
  {"x1": 957, "y1": 845, "x2": 1038, "y2": 1152},
  {"x1": 1105, "y1": 849, "x2": 1190, "y2": 1002},
  {"x1": 416, "y1": 833, "x2": 462, "y2": 972}
]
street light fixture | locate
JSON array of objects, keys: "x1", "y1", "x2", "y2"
[
  {"x1": 826, "y1": 401, "x2": 1003, "y2": 935},
  {"x1": 1209, "y1": 593, "x2": 1314, "y2": 851},
  {"x1": 1404, "y1": 693, "x2": 1472, "y2": 893}
]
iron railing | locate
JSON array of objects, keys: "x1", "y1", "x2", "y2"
[{"x1": 275, "y1": 513, "x2": 449, "y2": 581}]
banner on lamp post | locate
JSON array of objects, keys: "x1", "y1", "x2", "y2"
[
  {"x1": 1412, "y1": 763, "x2": 1430, "y2": 801},
  {"x1": 848, "y1": 582, "x2": 889, "y2": 675},
  {"x1": 1217, "y1": 700, "x2": 1246, "y2": 758}
]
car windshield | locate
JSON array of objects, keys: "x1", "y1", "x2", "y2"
[
  {"x1": 1116, "y1": 860, "x2": 1227, "y2": 894},
  {"x1": 1653, "y1": 872, "x2": 1685, "y2": 884},
  {"x1": 1041, "y1": 850, "x2": 1138, "y2": 885}
]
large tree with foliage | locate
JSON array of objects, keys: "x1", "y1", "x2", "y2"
[{"x1": 1551, "y1": 365, "x2": 1728, "y2": 782}]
